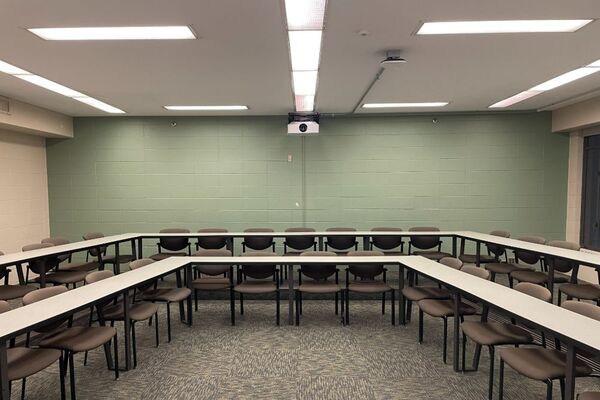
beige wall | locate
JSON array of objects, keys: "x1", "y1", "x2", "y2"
[
  {"x1": 553, "y1": 96, "x2": 600, "y2": 133},
  {"x1": 0, "y1": 129, "x2": 49, "y2": 256},
  {"x1": 0, "y1": 98, "x2": 73, "y2": 138}
]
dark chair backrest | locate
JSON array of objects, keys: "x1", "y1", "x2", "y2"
[
  {"x1": 326, "y1": 227, "x2": 357, "y2": 251},
  {"x1": 545, "y1": 240, "x2": 581, "y2": 273},
  {"x1": 514, "y1": 236, "x2": 546, "y2": 265},
  {"x1": 194, "y1": 249, "x2": 232, "y2": 275},
  {"x1": 486, "y1": 230, "x2": 511, "y2": 257},
  {"x1": 439, "y1": 257, "x2": 463, "y2": 270},
  {"x1": 241, "y1": 252, "x2": 277, "y2": 279},
  {"x1": 197, "y1": 228, "x2": 229, "y2": 250},
  {"x1": 158, "y1": 228, "x2": 190, "y2": 252},
  {"x1": 41, "y1": 237, "x2": 71, "y2": 262},
  {"x1": 22, "y1": 243, "x2": 59, "y2": 275},
  {"x1": 22, "y1": 286, "x2": 69, "y2": 332},
  {"x1": 409, "y1": 227, "x2": 441, "y2": 250},
  {"x1": 243, "y1": 228, "x2": 275, "y2": 251},
  {"x1": 285, "y1": 227, "x2": 316, "y2": 251},
  {"x1": 300, "y1": 251, "x2": 337, "y2": 280},
  {"x1": 371, "y1": 227, "x2": 404, "y2": 250},
  {"x1": 347, "y1": 250, "x2": 384, "y2": 279},
  {"x1": 83, "y1": 232, "x2": 107, "y2": 257}
]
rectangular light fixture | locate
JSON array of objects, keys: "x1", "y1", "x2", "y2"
[
  {"x1": 531, "y1": 67, "x2": 600, "y2": 91},
  {"x1": 0, "y1": 60, "x2": 30, "y2": 75},
  {"x1": 417, "y1": 20, "x2": 593, "y2": 35},
  {"x1": 288, "y1": 30, "x2": 322, "y2": 71},
  {"x1": 285, "y1": 0, "x2": 327, "y2": 30},
  {"x1": 362, "y1": 102, "x2": 449, "y2": 108},
  {"x1": 28, "y1": 26, "x2": 196, "y2": 41},
  {"x1": 489, "y1": 90, "x2": 543, "y2": 108},
  {"x1": 292, "y1": 71, "x2": 318, "y2": 95},
  {"x1": 588, "y1": 59, "x2": 600, "y2": 68},
  {"x1": 73, "y1": 97, "x2": 125, "y2": 114},
  {"x1": 295, "y1": 95, "x2": 315, "y2": 112},
  {"x1": 15, "y1": 74, "x2": 85, "y2": 97},
  {"x1": 164, "y1": 105, "x2": 248, "y2": 111}
]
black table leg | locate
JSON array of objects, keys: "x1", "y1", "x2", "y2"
[
  {"x1": 114, "y1": 243, "x2": 121, "y2": 274},
  {"x1": 398, "y1": 265, "x2": 405, "y2": 325},
  {"x1": 137, "y1": 238, "x2": 143, "y2": 259},
  {"x1": 226, "y1": 238, "x2": 234, "y2": 254},
  {"x1": 176, "y1": 270, "x2": 185, "y2": 322},
  {"x1": 548, "y1": 263, "x2": 555, "y2": 303},
  {"x1": 476, "y1": 241, "x2": 481, "y2": 267},
  {"x1": 318, "y1": 237, "x2": 324, "y2": 251},
  {"x1": 123, "y1": 289, "x2": 132, "y2": 370},
  {"x1": 362, "y1": 236, "x2": 370, "y2": 251},
  {"x1": 564, "y1": 343, "x2": 576, "y2": 400},
  {"x1": 453, "y1": 292, "x2": 461, "y2": 372},
  {"x1": 186, "y1": 265, "x2": 193, "y2": 326},
  {"x1": 452, "y1": 236, "x2": 457, "y2": 257},
  {"x1": 0, "y1": 340, "x2": 8, "y2": 400},
  {"x1": 288, "y1": 263, "x2": 294, "y2": 325},
  {"x1": 131, "y1": 240, "x2": 137, "y2": 260},
  {"x1": 16, "y1": 264, "x2": 25, "y2": 285}
]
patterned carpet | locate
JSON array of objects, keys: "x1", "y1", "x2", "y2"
[{"x1": 8, "y1": 270, "x2": 600, "y2": 399}]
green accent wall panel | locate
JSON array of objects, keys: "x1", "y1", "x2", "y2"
[{"x1": 47, "y1": 113, "x2": 568, "y2": 253}]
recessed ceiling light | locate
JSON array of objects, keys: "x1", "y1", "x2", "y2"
[
  {"x1": 292, "y1": 71, "x2": 318, "y2": 96},
  {"x1": 362, "y1": 102, "x2": 449, "y2": 108},
  {"x1": 15, "y1": 74, "x2": 85, "y2": 97},
  {"x1": 74, "y1": 97, "x2": 125, "y2": 114},
  {"x1": 28, "y1": 26, "x2": 196, "y2": 41},
  {"x1": 488, "y1": 90, "x2": 543, "y2": 108},
  {"x1": 295, "y1": 95, "x2": 315, "y2": 112},
  {"x1": 417, "y1": 20, "x2": 593, "y2": 35},
  {"x1": 530, "y1": 67, "x2": 600, "y2": 91},
  {"x1": 164, "y1": 105, "x2": 248, "y2": 111},
  {"x1": 288, "y1": 30, "x2": 322, "y2": 71},
  {"x1": 0, "y1": 60, "x2": 30, "y2": 75},
  {"x1": 285, "y1": 0, "x2": 327, "y2": 30}
]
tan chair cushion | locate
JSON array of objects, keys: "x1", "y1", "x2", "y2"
[
  {"x1": 559, "y1": 284, "x2": 600, "y2": 300},
  {"x1": 58, "y1": 261, "x2": 100, "y2": 272},
  {"x1": 485, "y1": 263, "x2": 528, "y2": 275},
  {"x1": 39, "y1": 326, "x2": 116, "y2": 353},
  {"x1": 150, "y1": 252, "x2": 187, "y2": 261},
  {"x1": 35, "y1": 270, "x2": 89, "y2": 284},
  {"x1": 459, "y1": 254, "x2": 496, "y2": 264},
  {"x1": 234, "y1": 281, "x2": 277, "y2": 294},
  {"x1": 579, "y1": 392, "x2": 600, "y2": 400},
  {"x1": 7, "y1": 347, "x2": 61, "y2": 381},
  {"x1": 418, "y1": 299, "x2": 477, "y2": 318},
  {"x1": 380, "y1": 251, "x2": 405, "y2": 256},
  {"x1": 298, "y1": 281, "x2": 341, "y2": 294},
  {"x1": 142, "y1": 288, "x2": 191, "y2": 302},
  {"x1": 413, "y1": 251, "x2": 452, "y2": 261},
  {"x1": 461, "y1": 322, "x2": 533, "y2": 346},
  {"x1": 0, "y1": 284, "x2": 37, "y2": 301},
  {"x1": 192, "y1": 277, "x2": 231, "y2": 290},
  {"x1": 102, "y1": 302, "x2": 159, "y2": 321},
  {"x1": 500, "y1": 348, "x2": 592, "y2": 381},
  {"x1": 347, "y1": 280, "x2": 392, "y2": 293},
  {"x1": 511, "y1": 270, "x2": 569, "y2": 285},
  {"x1": 402, "y1": 286, "x2": 451, "y2": 301}
]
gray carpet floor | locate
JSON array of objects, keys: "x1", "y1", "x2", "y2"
[{"x1": 12, "y1": 297, "x2": 600, "y2": 400}]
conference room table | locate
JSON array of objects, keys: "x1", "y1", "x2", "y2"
[{"x1": 1, "y1": 254, "x2": 598, "y2": 400}]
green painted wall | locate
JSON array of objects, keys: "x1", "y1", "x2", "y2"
[{"x1": 46, "y1": 113, "x2": 569, "y2": 253}]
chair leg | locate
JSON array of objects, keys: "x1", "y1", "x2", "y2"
[
  {"x1": 132, "y1": 323, "x2": 137, "y2": 368},
  {"x1": 59, "y1": 353, "x2": 66, "y2": 400},
  {"x1": 240, "y1": 293, "x2": 244, "y2": 315},
  {"x1": 546, "y1": 380, "x2": 553, "y2": 400},
  {"x1": 166, "y1": 303, "x2": 172, "y2": 343},
  {"x1": 335, "y1": 292, "x2": 338, "y2": 315},
  {"x1": 231, "y1": 291, "x2": 236, "y2": 326},
  {"x1": 442, "y1": 317, "x2": 448, "y2": 364},
  {"x1": 20, "y1": 378, "x2": 26, "y2": 400},
  {"x1": 559, "y1": 378, "x2": 565, "y2": 400},
  {"x1": 113, "y1": 334, "x2": 119, "y2": 380},
  {"x1": 490, "y1": 272, "x2": 496, "y2": 282},
  {"x1": 418, "y1": 309, "x2": 424, "y2": 343},
  {"x1": 508, "y1": 277, "x2": 514, "y2": 288},
  {"x1": 276, "y1": 290, "x2": 280, "y2": 326},
  {"x1": 488, "y1": 346, "x2": 495, "y2": 400},
  {"x1": 345, "y1": 289, "x2": 350, "y2": 325},
  {"x1": 155, "y1": 313, "x2": 160, "y2": 347},
  {"x1": 299, "y1": 291, "x2": 303, "y2": 315},
  {"x1": 407, "y1": 300, "x2": 413, "y2": 322},
  {"x1": 462, "y1": 333, "x2": 467, "y2": 372},
  {"x1": 68, "y1": 351, "x2": 76, "y2": 400},
  {"x1": 295, "y1": 290, "x2": 300, "y2": 326},
  {"x1": 499, "y1": 359, "x2": 505, "y2": 400},
  {"x1": 391, "y1": 290, "x2": 395, "y2": 325},
  {"x1": 382, "y1": 291, "x2": 385, "y2": 315},
  {"x1": 194, "y1": 289, "x2": 198, "y2": 311}
]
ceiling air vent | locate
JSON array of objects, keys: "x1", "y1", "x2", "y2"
[{"x1": 0, "y1": 97, "x2": 9, "y2": 114}]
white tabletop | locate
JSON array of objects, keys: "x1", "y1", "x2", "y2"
[{"x1": 141, "y1": 231, "x2": 456, "y2": 237}]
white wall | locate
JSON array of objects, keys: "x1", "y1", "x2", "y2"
[{"x1": 0, "y1": 129, "x2": 49, "y2": 256}]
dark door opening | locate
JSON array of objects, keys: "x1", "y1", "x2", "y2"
[{"x1": 581, "y1": 134, "x2": 600, "y2": 250}]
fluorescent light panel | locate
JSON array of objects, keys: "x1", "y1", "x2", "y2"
[
  {"x1": 295, "y1": 95, "x2": 314, "y2": 112},
  {"x1": 489, "y1": 90, "x2": 542, "y2": 108},
  {"x1": 0, "y1": 60, "x2": 30, "y2": 75},
  {"x1": 288, "y1": 30, "x2": 322, "y2": 71},
  {"x1": 531, "y1": 67, "x2": 600, "y2": 91},
  {"x1": 15, "y1": 74, "x2": 85, "y2": 97},
  {"x1": 588, "y1": 59, "x2": 600, "y2": 67},
  {"x1": 363, "y1": 102, "x2": 449, "y2": 108},
  {"x1": 292, "y1": 71, "x2": 318, "y2": 95},
  {"x1": 74, "y1": 97, "x2": 125, "y2": 113},
  {"x1": 417, "y1": 20, "x2": 593, "y2": 35},
  {"x1": 28, "y1": 26, "x2": 196, "y2": 40},
  {"x1": 164, "y1": 105, "x2": 248, "y2": 111},
  {"x1": 285, "y1": 0, "x2": 326, "y2": 30}
]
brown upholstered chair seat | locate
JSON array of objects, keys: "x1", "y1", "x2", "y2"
[
  {"x1": 459, "y1": 254, "x2": 496, "y2": 264},
  {"x1": 499, "y1": 348, "x2": 592, "y2": 381},
  {"x1": 234, "y1": 281, "x2": 277, "y2": 294},
  {"x1": 103, "y1": 254, "x2": 135, "y2": 264},
  {"x1": 298, "y1": 281, "x2": 341, "y2": 294},
  {"x1": 461, "y1": 322, "x2": 533, "y2": 346},
  {"x1": 579, "y1": 392, "x2": 600, "y2": 400},
  {"x1": 402, "y1": 286, "x2": 451, "y2": 301},
  {"x1": 58, "y1": 261, "x2": 100, "y2": 272},
  {"x1": 141, "y1": 287, "x2": 191, "y2": 302},
  {"x1": 150, "y1": 252, "x2": 187, "y2": 261},
  {"x1": 102, "y1": 302, "x2": 159, "y2": 321},
  {"x1": 7, "y1": 347, "x2": 61, "y2": 381},
  {"x1": 347, "y1": 280, "x2": 392, "y2": 293},
  {"x1": 39, "y1": 326, "x2": 117, "y2": 353},
  {"x1": 510, "y1": 270, "x2": 570, "y2": 285},
  {"x1": 559, "y1": 284, "x2": 600, "y2": 300},
  {"x1": 413, "y1": 251, "x2": 452, "y2": 261},
  {"x1": 485, "y1": 262, "x2": 531, "y2": 274},
  {"x1": 34, "y1": 270, "x2": 90, "y2": 285},
  {"x1": 192, "y1": 277, "x2": 231, "y2": 291},
  {"x1": 418, "y1": 299, "x2": 477, "y2": 317},
  {"x1": 0, "y1": 284, "x2": 37, "y2": 300}
]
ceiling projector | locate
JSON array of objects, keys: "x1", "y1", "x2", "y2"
[{"x1": 287, "y1": 112, "x2": 319, "y2": 136}]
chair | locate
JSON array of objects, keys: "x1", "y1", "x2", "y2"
[
  {"x1": 196, "y1": 228, "x2": 229, "y2": 251},
  {"x1": 345, "y1": 250, "x2": 395, "y2": 325},
  {"x1": 459, "y1": 230, "x2": 510, "y2": 264},
  {"x1": 192, "y1": 249, "x2": 234, "y2": 323},
  {"x1": 284, "y1": 227, "x2": 316, "y2": 255},
  {"x1": 554, "y1": 242, "x2": 600, "y2": 305},
  {"x1": 23, "y1": 286, "x2": 118, "y2": 400},
  {"x1": 498, "y1": 300, "x2": 599, "y2": 400},
  {"x1": 242, "y1": 228, "x2": 275, "y2": 252},
  {"x1": 295, "y1": 251, "x2": 343, "y2": 325},
  {"x1": 82, "y1": 232, "x2": 135, "y2": 270},
  {"x1": 370, "y1": 227, "x2": 405, "y2": 255},
  {"x1": 510, "y1": 239, "x2": 573, "y2": 288},
  {"x1": 41, "y1": 237, "x2": 100, "y2": 273},
  {"x1": 417, "y1": 265, "x2": 489, "y2": 363},
  {"x1": 23, "y1": 243, "x2": 89, "y2": 288},
  {"x1": 485, "y1": 235, "x2": 545, "y2": 287},
  {"x1": 0, "y1": 251, "x2": 37, "y2": 301},
  {"x1": 150, "y1": 228, "x2": 192, "y2": 261},
  {"x1": 41, "y1": 237, "x2": 71, "y2": 264},
  {"x1": 232, "y1": 252, "x2": 280, "y2": 325},
  {"x1": 84, "y1": 271, "x2": 159, "y2": 368},
  {"x1": 402, "y1": 257, "x2": 463, "y2": 322},
  {"x1": 325, "y1": 227, "x2": 358, "y2": 254},
  {"x1": 579, "y1": 393, "x2": 600, "y2": 400},
  {"x1": 129, "y1": 259, "x2": 191, "y2": 342},
  {"x1": 408, "y1": 227, "x2": 452, "y2": 261},
  {"x1": 461, "y1": 282, "x2": 551, "y2": 399}
]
